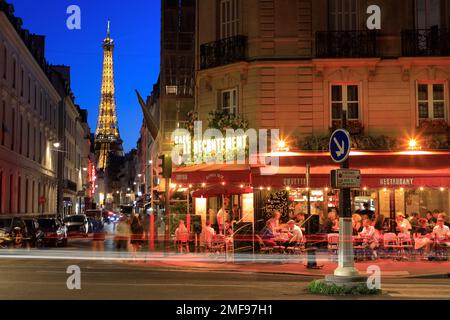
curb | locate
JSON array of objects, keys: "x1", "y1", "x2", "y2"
[{"x1": 126, "y1": 261, "x2": 450, "y2": 279}]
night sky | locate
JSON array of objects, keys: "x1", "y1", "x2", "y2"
[{"x1": 10, "y1": 0, "x2": 161, "y2": 152}]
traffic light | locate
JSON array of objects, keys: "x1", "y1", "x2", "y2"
[{"x1": 158, "y1": 154, "x2": 172, "y2": 179}]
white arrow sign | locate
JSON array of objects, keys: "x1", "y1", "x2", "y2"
[{"x1": 333, "y1": 137, "x2": 345, "y2": 157}]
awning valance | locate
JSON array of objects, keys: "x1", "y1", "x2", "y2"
[
  {"x1": 252, "y1": 151, "x2": 450, "y2": 189},
  {"x1": 172, "y1": 164, "x2": 251, "y2": 185}
]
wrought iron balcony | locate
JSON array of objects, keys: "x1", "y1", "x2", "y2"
[
  {"x1": 316, "y1": 30, "x2": 378, "y2": 58},
  {"x1": 402, "y1": 27, "x2": 450, "y2": 57},
  {"x1": 200, "y1": 35, "x2": 247, "y2": 70},
  {"x1": 63, "y1": 179, "x2": 78, "y2": 193}
]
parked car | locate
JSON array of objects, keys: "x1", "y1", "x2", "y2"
[
  {"x1": 37, "y1": 218, "x2": 67, "y2": 247},
  {"x1": 23, "y1": 218, "x2": 44, "y2": 248},
  {"x1": 0, "y1": 216, "x2": 28, "y2": 248},
  {"x1": 63, "y1": 214, "x2": 89, "y2": 237}
]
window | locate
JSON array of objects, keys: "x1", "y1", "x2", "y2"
[
  {"x1": 34, "y1": 85, "x2": 37, "y2": 110},
  {"x1": 25, "y1": 179, "x2": 29, "y2": 213},
  {"x1": 20, "y1": 67, "x2": 24, "y2": 97},
  {"x1": 11, "y1": 109, "x2": 15, "y2": 151},
  {"x1": 31, "y1": 181, "x2": 35, "y2": 213},
  {"x1": 328, "y1": 0, "x2": 358, "y2": 31},
  {"x1": 2, "y1": 46, "x2": 6, "y2": 80},
  {"x1": 1, "y1": 101, "x2": 5, "y2": 146},
  {"x1": 17, "y1": 176, "x2": 21, "y2": 213},
  {"x1": 417, "y1": 83, "x2": 446, "y2": 120},
  {"x1": 220, "y1": 0, "x2": 240, "y2": 38},
  {"x1": 19, "y1": 115, "x2": 22, "y2": 154},
  {"x1": 27, "y1": 76, "x2": 31, "y2": 104},
  {"x1": 32, "y1": 126, "x2": 36, "y2": 161},
  {"x1": 38, "y1": 131, "x2": 42, "y2": 164},
  {"x1": 220, "y1": 88, "x2": 238, "y2": 114},
  {"x1": 12, "y1": 58, "x2": 16, "y2": 89},
  {"x1": 9, "y1": 174, "x2": 13, "y2": 213},
  {"x1": 416, "y1": 0, "x2": 440, "y2": 29},
  {"x1": 0, "y1": 171, "x2": 3, "y2": 214},
  {"x1": 331, "y1": 84, "x2": 360, "y2": 120},
  {"x1": 27, "y1": 121, "x2": 30, "y2": 158}
]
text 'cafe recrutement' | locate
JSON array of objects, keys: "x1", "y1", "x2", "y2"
[{"x1": 172, "y1": 150, "x2": 450, "y2": 231}]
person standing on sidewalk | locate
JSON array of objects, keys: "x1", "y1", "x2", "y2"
[
  {"x1": 92, "y1": 216, "x2": 106, "y2": 256},
  {"x1": 130, "y1": 214, "x2": 144, "y2": 261},
  {"x1": 116, "y1": 216, "x2": 131, "y2": 257}
]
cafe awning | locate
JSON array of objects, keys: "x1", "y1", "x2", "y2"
[
  {"x1": 172, "y1": 164, "x2": 252, "y2": 185},
  {"x1": 192, "y1": 185, "x2": 253, "y2": 198},
  {"x1": 252, "y1": 151, "x2": 450, "y2": 188}
]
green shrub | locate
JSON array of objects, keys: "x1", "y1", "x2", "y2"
[{"x1": 308, "y1": 280, "x2": 382, "y2": 296}]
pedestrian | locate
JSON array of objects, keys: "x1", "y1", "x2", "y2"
[
  {"x1": 92, "y1": 215, "x2": 106, "y2": 256},
  {"x1": 116, "y1": 216, "x2": 131, "y2": 257},
  {"x1": 130, "y1": 214, "x2": 144, "y2": 260}
]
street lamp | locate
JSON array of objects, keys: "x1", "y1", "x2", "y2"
[{"x1": 53, "y1": 142, "x2": 61, "y2": 149}]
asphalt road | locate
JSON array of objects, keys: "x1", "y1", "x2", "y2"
[{"x1": 0, "y1": 257, "x2": 449, "y2": 300}]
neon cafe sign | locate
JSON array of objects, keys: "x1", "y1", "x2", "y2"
[{"x1": 173, "y1": 130, "x2": 248, "y2": 164}]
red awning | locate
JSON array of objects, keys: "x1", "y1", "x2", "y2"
[
  {"x1": 192, "y1": 185, "x2": 253, "y2": 198},
  {"x1": 172, "y1": 164, "x2": 251, "y2": 185},
  {"x1": 252, "y1": 151, "x2": 450, "y2": 188}
]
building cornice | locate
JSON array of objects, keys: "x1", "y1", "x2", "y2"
[{"x1": 0, "y1": 12, "x2": 60, "y2": 103}]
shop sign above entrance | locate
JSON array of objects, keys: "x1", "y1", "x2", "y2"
[
  {"x1": 331, "y1": 169, "x2": 361, "y2": 189},
  {"x1": 329, "y1": 129, "x2": 351, "y2": 163}
]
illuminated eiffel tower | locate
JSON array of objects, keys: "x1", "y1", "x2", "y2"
[{"x1": 94, "y1": 22, "x2": 124, "y2": 171}]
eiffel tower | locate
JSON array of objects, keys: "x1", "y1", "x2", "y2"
[{"x1": 94, "y1": 22, "x2": 124, "y2": 171}]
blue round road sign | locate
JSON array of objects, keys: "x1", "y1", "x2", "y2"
[{"x1": 329, "y1": 129, "x2": 351, "y2": 163}]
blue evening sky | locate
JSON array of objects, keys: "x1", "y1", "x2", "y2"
[{"x1": 10, "y1": 0, "x2": 161, "y2": 152}]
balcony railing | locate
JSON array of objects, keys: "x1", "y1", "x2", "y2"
[
  {"x1": 402, "y1": 27, "x2": 450, "y2": 57},
  {"x1": 316, "y1": 30, "x2": 378, "y2": 58},
  {"x1": 63, "y1": 179, "x2": 78, "y2": 193},
  {"x1": 200, "y1": 35, "x2": 247, "y2": 70}
]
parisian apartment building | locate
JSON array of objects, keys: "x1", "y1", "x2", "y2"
[
  {"x1": 196, "y1": 0, "x2": 450, "y2": 140},
  {"x1": 0, "y1": 2, "x2": 93, "y2": 216}
]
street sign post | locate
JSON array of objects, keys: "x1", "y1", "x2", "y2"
[
  {"x1": 325, "y1": 113, "x2": 366, "y2": 287},
  {"x1": 329, "y1": 129, "x2": 351, "y2": 163}
]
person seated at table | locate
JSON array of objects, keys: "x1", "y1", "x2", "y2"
[
  {"x1": 432, "y1": 217, "x2": 450, "y2": 247},
  {"x1": 360, "y1": 202, "x2": 375, "y2": 220},
  {"x1": 408, "y1": 212, "x2": 420, "y2": 233},
  {"x1": 413, "y1": 218, "x2": 433, "y2": 255},
  {"x1": 374, "y1": 214, "x2": 385, "y2": 233},
  {"x1": 267, "y1": 211, "x2": 282, "y2": 233},
  {"x1": 321, "y1": 210, "x2": 338, "y2": 234},
  {"x1": 359, "y1": 218, "x2": 379, "y2": 259},
  {"x1": 352, "y1": 213, "x2": 363, "y2": 236},
  {"x1": 200, "y1": 220, "x2": 216, "y2": 251},
  {"x1": 438, "y1": 213, "x2": 450, "y2": 227},
  {"x1": 294, "y1": 213, "x2": 306, "y2": 232},
  {"x1": 282, "y1": 220, "x2": 304, "y2": 248},
  {"x1": 396, "y1": 212, "x2": 412, "y2": 235},
  {"x1": 175, "y1": 220, "x2": 189, "y2": 253},
  {"x1": 426, "y1": 211, "x2": 436, "y2": 228},
  {"x1": 260, "y1": 221, "x2": 276, "y2": 247}
]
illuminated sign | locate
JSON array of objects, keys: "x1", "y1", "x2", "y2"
[
  {"x1": 283, "y1": 177, "x2": 307, "y2": 187},
  {"x1": 379, "y1": 178, "x2": 414, "y2": 186},
  {"x1": 173, "y1": 133, "x2": 247, "y2": 164}
]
